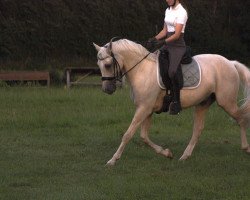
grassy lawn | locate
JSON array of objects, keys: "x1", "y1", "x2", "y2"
[{"x1": 0, "y1": 86, "x2": 249, "y2": 200}]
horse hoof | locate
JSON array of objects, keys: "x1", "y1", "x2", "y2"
[
  {"x1": 161, "y1": 148, "x2": 173, "y2": 159},
  {"x1": 245, "y1": 147, "x2": 250, "y2": 154},
  {"x1": 179, "y1": 154, "x2": 189, "y2": 161},
  {"x1": 106, "y1": 159, "x2": 116, "y2": 166},
  {"x1": 241, "y1": 146, "x2": 250, "y2": 154}
]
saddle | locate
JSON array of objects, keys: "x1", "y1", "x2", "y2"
[{"x1": 159, "y1": 46, "x2": 192, "y2": 91}]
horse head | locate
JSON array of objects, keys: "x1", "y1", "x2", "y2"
[{"x1": 93, "y1": 38, "x2": 122, "y2": 95}]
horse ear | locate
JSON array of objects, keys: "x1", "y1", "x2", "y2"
[
  {"x1": 107, "y1": 37, "x2": 118, "y2": 55},
  {"x1": 106, "y1": 44, "x2": 112, "y2": 55},
  {"x1": 93, "y1": 43, "x2": 101, "y2": 52}
]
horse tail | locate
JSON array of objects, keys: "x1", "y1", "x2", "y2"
[{"x1": 232, "y1": 60, "x2": 250, "y2": 126}]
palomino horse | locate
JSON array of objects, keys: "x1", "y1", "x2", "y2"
[{"x1": 93, "y1": 38, "x2": 250, "y2": 166}]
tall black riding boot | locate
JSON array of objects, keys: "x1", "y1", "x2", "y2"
[
  {"x1": 156, "y1": 90, "x2": 173, "y2": 113},
  {"x1": 169, "y1": 78, "x2": 182, "y2": 115}
]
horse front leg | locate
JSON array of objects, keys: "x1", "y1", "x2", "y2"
[
  {"x1": 140, "y1": 114, "x2": 173, "y2": 158},
  {"x1": 106, "y1": 106, "x2": 152, "y2": 166}
]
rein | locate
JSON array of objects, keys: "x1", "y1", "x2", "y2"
[{"x1": 101, "y1": 50, "x2": 151, "y2": 82}]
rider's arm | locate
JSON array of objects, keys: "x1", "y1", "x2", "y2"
[{"x1": 155, "y1": 24, "x2": 168, "y2": 40}]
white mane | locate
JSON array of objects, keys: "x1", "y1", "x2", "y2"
[{"x1": 112, "y1": 39, "x2": 157, "y2": 62}]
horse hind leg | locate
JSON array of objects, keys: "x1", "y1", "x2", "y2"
[
  {"x1": 239, "y1": 125, "x2": 250, "y2": 153},
  {"x1": 224, "y1": 107, "x2": 250, "y2": 153},
  {"x1": 180, "y1": 95, "x2": 215, "y2": 160},
  {"x1": 216, "y1": 93, "x2": 250, "y2": 153},
  {"x1": 140, "y1": 114, "x2": 173, "y2": 158}
]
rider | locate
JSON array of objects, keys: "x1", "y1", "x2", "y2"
[{"x1": 150, "y1": 0, "x2": 188, "y2": 115}]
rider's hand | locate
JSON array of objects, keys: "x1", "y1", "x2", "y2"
[
  {"x1": 148, "y1": 37, "x2": 157, "y2": 43},
  {"x1": 145, "y1": 38, "x2": 166, "y2": 52},
  {"x1": 154, "y1": 40, "x2": 166, "y2": 49},
  {"x1": 144, "y1": 38, "x2": 156, "y2": 52}
]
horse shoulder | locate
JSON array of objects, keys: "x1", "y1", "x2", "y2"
[{"x1": 131, "y1": 61, "x2": 160, "y2": 106}]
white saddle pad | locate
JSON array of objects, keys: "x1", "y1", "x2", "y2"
[{"x1": 157, "y1": 57, "x2": 201, "y2": 90}]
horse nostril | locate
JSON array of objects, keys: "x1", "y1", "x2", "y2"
[
  {"x1": 102, "y1": 82, "x2": 116, "y2": 95},
  {"x1": 105, "y1": 64, "x2": 112, "y2": 68}
]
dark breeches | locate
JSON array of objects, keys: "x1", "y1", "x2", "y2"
[
  {"x1": 163, "y1": 32, "x2": 186, "y2": 79},
  {"x1": 167, "y1": 45, "x2": 186, "y2": 78}
]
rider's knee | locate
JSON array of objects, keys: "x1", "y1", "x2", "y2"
[{"x1": 160, "y1": 48, "x2": 168, "y2": 56}]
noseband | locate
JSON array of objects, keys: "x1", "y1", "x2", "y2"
[{"x1": 100, "y1": 46, "x2": 151, "y2": 83}]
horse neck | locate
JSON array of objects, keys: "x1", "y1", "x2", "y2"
[
  {"x1": 119, "y1": 51, "x2": 144, "y2": 80},
  {"x1": 118, "y1": 50, "x2": 156, "y2": 87}
]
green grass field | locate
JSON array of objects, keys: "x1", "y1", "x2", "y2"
[{"x1": 0, "y1": 86, "x2": 250, "y2": 200}]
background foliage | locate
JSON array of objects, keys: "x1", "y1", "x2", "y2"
[{"x1": 0, "y1": 0, "x2": 249, "y2": 70}]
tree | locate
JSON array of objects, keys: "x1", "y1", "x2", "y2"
[{"x1": 0, "y1": 0, "x2": 249, "y2": 70}]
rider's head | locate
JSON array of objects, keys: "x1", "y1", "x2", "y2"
[{"x1": 166, "y1": 0, "x2": 179, "y2": 7}]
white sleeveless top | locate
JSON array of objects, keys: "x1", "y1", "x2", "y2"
[{"x1": 164, "y1": 4, "x2": 188, "y2": 33}]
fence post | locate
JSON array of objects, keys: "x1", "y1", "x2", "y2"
[{"x1": 66, "y1": 69, "x2": 71, "y2": 88}]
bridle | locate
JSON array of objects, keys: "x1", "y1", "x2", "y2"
[
  {"x1": 99, "y1": 38, "x2": 151, "y2": 83},
  {"x1": 99, "y1": 50, "x2": 123, "y2": 82}
]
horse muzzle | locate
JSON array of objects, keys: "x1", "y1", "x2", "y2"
[{"x1": 102, "y1": 80, "x2": 116, "y2": 95}]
